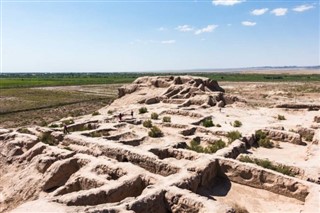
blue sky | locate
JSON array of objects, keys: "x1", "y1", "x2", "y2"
[{"x1": 1, "y1": 0, "x2": 319, "y2": 72}]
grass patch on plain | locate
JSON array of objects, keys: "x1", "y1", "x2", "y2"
[
  {"x1": 233, "y1": 120, "x2": 242, "y2": 127},
  {"x1": 148, "y1": 126, "x2": 163, "y2": 138},
  {"x1": 151, "y1": 112, "x2": 159, "y2": 120},
  {"x1": 238, "y1": 155, "x2": 295, "y2": 177},
  {"x1": 139, "y1": 107, "x2": 148, "y2": 114},
  {"x1": 143, "y1": 119, "x2": 153, "y2": 128},
  {"x1": 202, "y1": 118, "x2": 214, "y2": 127},
  {"x1": 162, "y1": 116, "x2": 171, "y2": 123},
  {"x1": 227, "y1": 130, "x2": 242, "y2": 143}
]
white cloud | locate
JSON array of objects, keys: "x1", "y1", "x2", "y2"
[
  {"x1": 212, "y1": 0, "x2": 245, "y2": 6},
  {"x1": 293, "y1": 4, "x2": 314, "y2": 12},
  {"x1": 195, "y1": 25, "x2": 218, "y2": 35},
  {"x1": 241, "y1": 21, "x2": 256, "y2": 26},
  {"x1": 161, "y1": 40, "x2": 176, "y2": 44},
  {"x1": 251, "y1": 8, "x2": 268, "y2": 15},
  {"x1": 157, "y1": 27, "x2": 167, "y2": 31},
  {"x1": 176, "y1": 25, "x2": 194, "y2": 32},
  {"x1": 271, "y1": 8, "x2": 288, "y2": 16}
]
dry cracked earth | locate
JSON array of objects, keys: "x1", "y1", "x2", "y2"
[{"x1": 0, "y1": 76, "x2": 319, "y2": 213}]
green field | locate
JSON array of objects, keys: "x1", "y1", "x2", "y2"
[
  {"x1": 1, "y1": 72, "x2": 320, "y2": 89},
  {"x1": 1, "y1": 72, "x2": 319, "y2": 128}
]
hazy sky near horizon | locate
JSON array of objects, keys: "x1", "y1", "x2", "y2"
[{"x1": 1, "y1": 0, "x2": 319, "y2": 72}]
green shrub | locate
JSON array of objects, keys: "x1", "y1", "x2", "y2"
[
  {"x1": 107, "y1": 110, "x2": 113, "y2": 115},
  {"x1": 139, "y1": 107, "x2": 148, "y2": 114},
  {"x1": 49, "y1": 124, "x2": 59, "y2": 128},
  {"x1": 255, "y1": 130, "x2": 273, "y2": 148},
  {"x1": 205, "y1": 140, "x2": 226, "y2": 153},
  {"x1": 143, "y1": 120, "x2": 153, "y2": 128},
  {"x1": 187, "y1": 139, "x2": 226, "y2": 154},
  {"x1": 151, "y1": 112, "x2": 159, "y2": 120},
  {"x1": 18, "y1": 128, "x2": 32, "y2": 134},
  {"x1": 232, "y1": 203, "x2": 249, "y2": 213},
  {"x1": 239, "y1": 155, "x2": 295, "y2": 176},
  {"x1": 62, "y1": 119, "x2": 74, "y2": 125},
  {"x1": 39, "y1": 132, "x2": 55, "y2": 146},
  {"x1": 148, "y1": 126, "x2": 163, "y2": 138},
  {"x1": 187, "y1": 139, "x2": 204, "y2": 153},
  {"x1": 162, "y1": 116, "x2": 171, "y2": 123},
  {"x1": 202, "y1": 118, "x2": 214, "y2": 127},
  {"x1": 233, "y1": 120, "x2": 242, "y2": 127},
  {"x1": 227, "y1": 131, "x2": 242, "y2": 143},
  {"x1": 92, "y1": 111, "x2": 101, "y2": 116},
  {"x1": 238, "y1": 155, "x2": 254, "y2": 163},
  {"x1": 216, "y1": 124, "x2": 221, "y2": 127},
  {"x1": 277, "y1": 115, "x2": 286, "y2": 120},
  {"x1": 89, "y1": 132, "x2": 102, "y2": 137}
]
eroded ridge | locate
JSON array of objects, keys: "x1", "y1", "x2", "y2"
[{"x1": 1, "y1": 76, "x2": 319, "y2": 213}]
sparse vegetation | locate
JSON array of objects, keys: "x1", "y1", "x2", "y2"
[
  {"x1": 202, "y1": 118, "x2": 214, "y2": 127},
  {"x1": 277, "y1": 114, "x2": 286, "y2": 120},
  {"x1": 107, "y1": 110, "x2": 113, "y2": 115},
  {"x1": 143, "y1": 119, "x2": 153, "y2": 128},
  {"x1": 89, "y1": 132, "x2": 102, "y2": 137},
  {"x1": 216, "y1": 124, "x2": 221, "y2": 127},
  {"x1": 48, "y1": 124, "x2": 59, "y2": 128},
  {"x1": 255, "y1": 130, "x2": 273, "y2": 148},
  {"x1": 239, "y1": 155, "x2": 295, "y2": 177},
  {"x1": 17, "y1": 128, "x2": 32, "y2": 134},
  {"x1": 92, "y1": 111, "x2": 101, "y2": 116},
  {"x1": 148, "y1": 126, "x2": 163, "y2": 138},
  {"x1": 151, "y1": 112, "x2": 159, "y2": 120},
  {"x1": 162, "y1": 116, "x2": 171, "y2": 123},
  {"x1": 38, "y1": 132, "x2": 55, "y2": 146},
  {"x1": 62, "y1": 119, "x2": 74, "y2": 125},
  {"x1": 63, "y1": 146, "x2": 73, "y2": 151},
  {"x1": 227, "y1": 131, "x2": 242, "y2": 143},
  {"x1": 187, "y1": 139, "x2": 226, "y2": 154},
  {"x1": 139, "y1": 107, "x2": 148, "y2": 114},
  {"x1": 232, "y1": 203, "x2": 249, "y2": 213},
  {"x1": 233, "y1": 120, "x2": 242, "y2": 127}
]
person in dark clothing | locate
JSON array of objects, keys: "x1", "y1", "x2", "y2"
[
  {"x1": 119, "y1": 113, "x2": 123, "y2": 121},
  {"x1": 63, "y1": 124, "x2": 70, "y2": 134}
]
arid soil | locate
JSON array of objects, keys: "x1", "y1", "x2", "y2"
[{"x1": 0, "y1": 76, "x2": 319, "y2": 213}]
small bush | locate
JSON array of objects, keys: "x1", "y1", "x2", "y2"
[
  {"x1": 89, "y1": 132, "x2": 102, "y2": 137},
  {"x1": 139, "y1": 107, "x2": 148, "y2": 114},
  {"x1": 92, "y1": 111, "x2": 101, "y2": 116},
  {"x1": 216, "y1": 124, "x2": 221, "y2": 127},
  {"x1": 39, "y1": 132, "x2": 55, "y2": 146},
  {"x1": 107, "y1": 110, "x2": 113, "y2": 115},
  {"x1": 18, "y1": 128, "x2": 32, "y2": 134},
  {"x1": 49, "y1": 124, "x2": 59, "y2": 128},
  {"x1": 227, "y1": 131, "x2": 242, "y2": 143},
  {"x1": 255, "y1": 130, "x2": 273, "y2": 148},
  {"x1": 203, "y1": 118, "x2": 214, "y2": 127},
  {"x1": 187, "y1": 139, "x2": 204, "y2": 153},
  {"x1": 143, "y1": 120, "x2": 153, "y2": 128},
  {"x1": 233, "y1": 120, "x2": 242, "y2": 127},
  {"x1": 239, "y1": 155, "x2": 295, "y2": 176},
  {"x1": 151, "y1": 112, "x2": 159, "y2": 120},
  {"x1": 148, "y1": 126, "x2": 163, "y2": 138},
  {"x1": 238, "y1": 155, "x2": 254, "y2": 163},
  {"x1": 232, "y1": 203, "x2": 249, "y2": 213},
  {"x1": 64, "y1": 146, "x2": 73, "y2": 151},
  {"x1": 205, "y1": 140, "x2": 226, "y2": 153},
  {"x1": 277, "y1": 115, "x2": 286, "y2": 120},
  {"x1": 187, "y1": 139, "x2": 225, "y2": 154},
  {"x1": 62, "y1": 119, "x2": 74, "y2": 125},
  {"x1": 162, "y1": 116, "x2": 171, "y2": 123}
]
